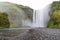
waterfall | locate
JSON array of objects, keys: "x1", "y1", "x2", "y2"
[
  {"x1": 32, "y1": 5, "x2": 50, "y2": 28},
  {"x1": 32, "y1": 9, "x2": 47, "y2": 27},
  {"x1": 33, "y1": 10, "x2": 36, "y2": 24},
  {"x1": 43, "y1": 5, "x2": 50, "y2": 27},
  {"x1": 33, "y1": 9, "x2": 44, "y2": 27},
  {"x1": 36, "y1": 9, "x2": 44, "y2": 27},
  {"x1": 32, "y1": 10, "x2": 41, "y2": 27}
]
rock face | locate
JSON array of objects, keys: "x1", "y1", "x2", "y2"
[
  {"x1": 0, "y1": 2, "x2": 33, "y2": 28},
  {"x1": 17, "y1": 5, "x2": 33, "y2": 21},
  {"x1": 2, "y1": 28, "x2": 59, "y2": 40}
]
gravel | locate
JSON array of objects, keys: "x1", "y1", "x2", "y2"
[{"x1": 0, "y1": 28, "x2": 60, "y2": 40}]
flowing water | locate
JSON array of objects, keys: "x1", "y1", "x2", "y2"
[{"x1": 32, "y1": 5, "x2": 51, "y2": 27}]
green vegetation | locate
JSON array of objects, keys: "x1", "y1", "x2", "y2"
[
  {"x1": 0, "y1": 12, "x2": 10, "y2": 28},
  {"x1": 48, "y1": 1, "x2": 60, "y2": 28},
  {"x1": 18, "y1": 5, "x2": 30, "y2": 8}
]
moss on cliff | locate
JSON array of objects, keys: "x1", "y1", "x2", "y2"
[
  {"x1": 0, "y1": 12, "x2": 10, "y2": 28},
  {"x1": 48, "y1": 1, "x2": 60, "y2": 28}
]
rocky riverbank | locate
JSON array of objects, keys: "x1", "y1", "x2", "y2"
[{"x1": 0, "y1": 28, "x2": 60, "y2": 40}]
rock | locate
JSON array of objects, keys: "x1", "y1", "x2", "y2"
[
  {"x1": 7, "y1": 28, "x2": 60, "y2": 40},
  {"x1": 17, "y1": 5, "x2": 33, "y2": 21}
]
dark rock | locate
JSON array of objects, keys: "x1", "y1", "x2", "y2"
[{"x1": 7, "y1": 28, "x2": 60, "y2": 40}]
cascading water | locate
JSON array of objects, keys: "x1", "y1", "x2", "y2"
[
  {"x1": 32, "y1": 10, "x2": 36, "y2": 27},
  {"x1": 32, "y1": 5, "x2": 50, "y2": 28},
  {"x1": 43, "y1": 5, "x2": 50, "y2": 27},
  {"x1": 35, "y1": 9, "x2": 44, "y2": 27},
  {"x1": 32, "y1": 10, "x2": 40, "y2": 27}
]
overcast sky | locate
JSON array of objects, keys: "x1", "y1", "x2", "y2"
[{"x1": 0, "y1": 0, "x2": 59, "y2": 10}]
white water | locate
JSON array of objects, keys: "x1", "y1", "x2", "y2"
[
  {"x1": 32, "y1": 10, "x2": 38, "y2": 27},
  {"x1": 32, "y1": 5, "x2": 51, "y2": 28}
]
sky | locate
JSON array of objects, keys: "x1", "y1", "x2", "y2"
[{"x1": 0, "y1": 0, "x2": 59, "y2": 10}]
